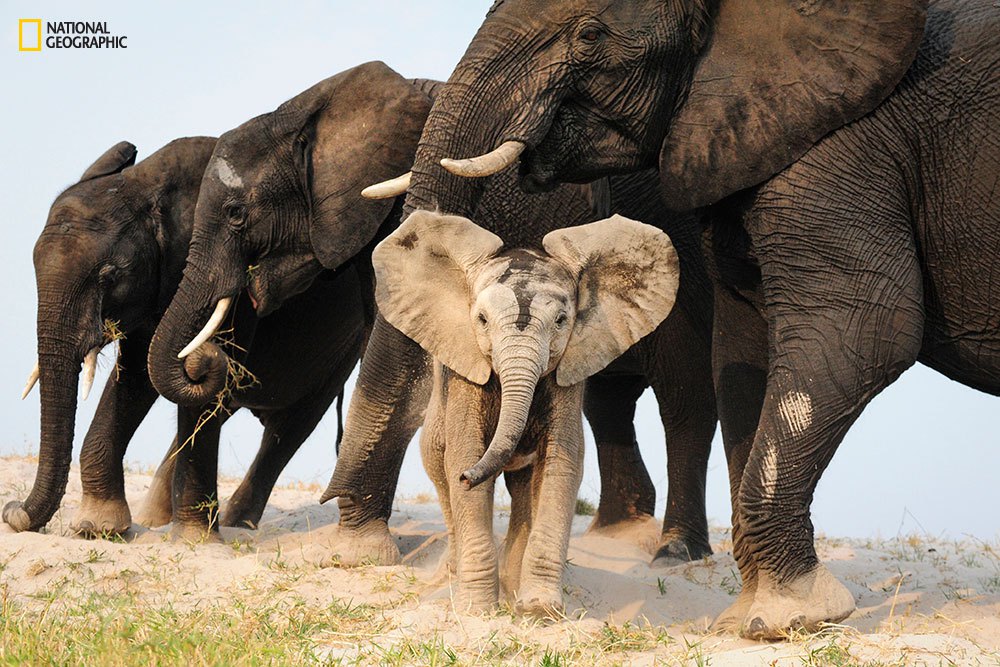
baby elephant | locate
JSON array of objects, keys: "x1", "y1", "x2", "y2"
[{"x1": 374, "y1": 211, "x2": 680, "y2": 615}]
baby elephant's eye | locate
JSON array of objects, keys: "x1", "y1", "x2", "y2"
[
  {"x1": 555, "y1": 312, "x2": 568, "y2": 328},
  {"x1": 477, "y1": 313, "x2": 489, "y2": 327}
]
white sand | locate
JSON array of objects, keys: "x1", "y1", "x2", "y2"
[{"x1": 1, "y1": 455, "x2": 998, "y2": 664}]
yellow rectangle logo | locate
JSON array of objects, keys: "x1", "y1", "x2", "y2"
[{"x1": 19, "y1": 19, "x2": 42, "y2": 51}]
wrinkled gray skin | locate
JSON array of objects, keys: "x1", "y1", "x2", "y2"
[
  {"x1": 374, "y1": 212, "x2": 680, "y2": 615},
  {"x1": 145, "y1": 63, "x2": 719, "y2": 563},
  {"x1": 2, "y1": 138, "x2": 367, "y2": 537},
  {"x1": 145, "y1": 62, "x2": 431, "y2": 540},
  {"x1": 346, "y1": 0, "x2": 1000, "y2": 640}
]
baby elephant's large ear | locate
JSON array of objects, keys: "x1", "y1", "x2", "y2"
[
  {"x1": 543, "y1": 215, "x2": 680, "y2": 387},
  {"x1": 373, "y1": 210, "x2": 503, "y2": 385}
]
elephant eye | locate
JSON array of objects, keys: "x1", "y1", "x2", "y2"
[
  {"x1": 477, "y1": 313, "x2": 489, "y2": 327},
  {"x1": 225, "y1": 202, "x2": 247, "y2": 230},
  {"x1": 98, "y1": 264, "x2": 119, "y2": 285},
  {"x1": 555, "y1": 312, "x2": 568, "y2": 328},
  {"x1": 580, "y1": 28, "x2": 601, "y2": 43}
]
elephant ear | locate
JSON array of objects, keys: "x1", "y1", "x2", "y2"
[
  {"x1": 543, "y1": 215, "x2": 680, "y2": 387},
  {"x1": 80, "y1": 141, "x2": 137, "y2": 181},
  {"x1": 302, "y1": 61, "x2": 433, "y2": 270},
  {"x1": 660, "y1": 0, "x2": 927, "y2": 209},
  {"x1": 372, "y1": 210, "x2": 503, "y2": 385}
]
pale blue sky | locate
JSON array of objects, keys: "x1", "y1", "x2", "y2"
[{"x1": 2, "y1": 1, "x2": 996, "y2": 539}]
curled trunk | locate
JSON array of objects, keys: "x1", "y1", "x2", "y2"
[
  {"x1": 148, "y1": 272, "x2": 230, "y2": 407},
  {"x1": 460, "y1": 333, "x2": 545, "y2": 488},
  {"x1": 3, "y1": 347, "x2": 81, "y2": 531}
]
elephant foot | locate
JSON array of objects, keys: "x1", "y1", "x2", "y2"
[
  {"x1": 516, "y1": 584, "x2": 564, "y2": 620},
  {"x1": 2, "y1": 501, "x2": 34, "y2": 532},
  {"x1": 169, "y1": 522, "x2": 222, "y2": 544},
  {"x1": 650, "y1": 531, "x2": 713, "y2": 568},
  {"x1": 455, "y1": 585, "x2": 499, "y2": 615},
  {"x1": 220, "y1": 505, "x2": 262, "y2": 530},
  {"x1": 71, "y1": 495, "x2": 132, "y2": 537},
  {"x1": 134, "y1": 477, "x2": 173, "y2": 528},
  {"x1": 710, "y1": 580, "x2": 757, "y2": 633},
  {"x1": 329, "y1": 521, "x2": 401, "y2": 567},
  {"x1": 741, "y1": 565, "x2": 855, "y2": 640}
]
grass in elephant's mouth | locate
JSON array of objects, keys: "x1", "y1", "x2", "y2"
[
  {"x1": 102, "y1": 319, "x2": 125, "y2": 380},
  {"x1": 178, "y1": 328, "x2": 259, "y2": 453}
]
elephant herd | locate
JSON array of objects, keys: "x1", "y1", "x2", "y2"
[{"x1": 6, "y1": 0, "x2": 999, "y2": 641}]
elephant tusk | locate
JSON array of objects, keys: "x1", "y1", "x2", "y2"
[
  {"x1": 81, "y1": 348, "x2": 100, "y2": 401},
  {"x1": 440, "y1": 140, "x2": 526, "y2": 178},
  {"x1": 177, "y1": 297, "x2": 232, "y2": 360},
  {"x1": 362, "y1": 172, "x2": 412, "y2": 200},
  {"x1": 21, "y1": 361, "x2": 40, "y2": 400}
]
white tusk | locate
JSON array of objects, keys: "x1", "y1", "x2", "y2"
[
  {"x1": 81, "y1": 348, "x2": 100, "y2": 401},
  {"x1": 178, "y1": 297, "x2": 232, "y2": 360},
  {"x1": 362, "y1": 172, "x2": 412, "y2": 200},
  {"x1": 440, "y1": 140, "x2": 526, "y2": 178},
  {"x1": 21, "y1": 361, "x2": 40, "y2": 400}
]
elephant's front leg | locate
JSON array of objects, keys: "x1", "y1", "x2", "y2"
[
  {"x1": 169, "y1": 406, "x2": 225, "y2": 542},
  {"x1": 444, "y1": 377, "x2": 499, "y2": 613},
  {"x1": 517, "y1": 385, "x2": 585, "y2": 618},
  {"x1": 708, "y1": 281, "x2": 768, "y2": 632},
  {"x1": 73, "y1": 334, "x2": 159, "y2": 536},
  {"x1": 321, "y1": 316, "x2": 432, "y2": 566},
  {"x1": 735, "y1": 171, "x2": 924, "y2": 640}
]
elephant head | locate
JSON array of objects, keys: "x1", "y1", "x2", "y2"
[
  {"x1": 372, "y1": 210, "x2": 680, "y2": 487},
  {"x1": 372, "y1": 0, "x2": 926, "y2": 216},
  {"x1": 4, "y1": 137, "x2": 215, "y2": 532},
  {"x1": 147, "y1": 62, "x2": 432, "y2": 406}
]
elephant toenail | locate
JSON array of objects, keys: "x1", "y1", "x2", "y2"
[{"x1": 745, "y1": 617, "x2": 768, "y2": 639}]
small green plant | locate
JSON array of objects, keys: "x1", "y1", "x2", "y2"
[
  {"x1": 657, "y1": 577, "x2": 667, "y2": 595},
  {"x1": 574, "y1": 498, "x2": 597, "y2": 516}
]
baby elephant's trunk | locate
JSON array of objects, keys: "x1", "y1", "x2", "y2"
[{"x1": 459, "y1": 333, "x2": 545, "y2": 488}]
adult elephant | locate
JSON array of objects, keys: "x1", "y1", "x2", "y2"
[
  {"x1": 346, "y1": 0, "x2": 1000, "y2": 640},
  {"x1": 3, "y1": 137, "x2": 367, "y2": 536},
  {"x1": 145, "y1": 63, "x2": 719, "y2": 564}
]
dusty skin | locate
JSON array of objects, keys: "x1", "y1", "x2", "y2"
[{"x1": 1, "y1": 456, "x2": 998, "y2": 665}]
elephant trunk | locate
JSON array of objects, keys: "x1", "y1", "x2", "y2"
[
  {"x1": 3, "y1": 338, "x2": 82, "y2": 531},
  {"x1": 460, "y1": 330, "x2": 545, "y2": 488},
  {"x1": 148, "y1": 265, "x2": 230, "y2": 407},
  {"x1": 404, "y1": 32, "x2": 527, "y2": 219}
]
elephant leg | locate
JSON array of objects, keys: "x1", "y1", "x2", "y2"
[
  {"x1": 644, "y1": 325, "x2": 718, "y2": 567},
  {"x1": 500, "y1": 465, "x2": 533, "y2": 601},
  {"x1": 443, "y1": 377, "x2": 498, "y2": 613},
  {"x1": 170, "y1": 406, "x2": 226, "y2": 542},
  {"x1": 321, "y1": 315, "x2": 433, "y2": 566},
  {"x1": 735, "y1": 167, "x2": 924, "y2": 640},
  {"x1": 74, "y1": 334, "x2": 159, "y2": 536},
  {"x1": 134, "y1": 435, "x2": 179, "y2": 529},
  {"x1": 517, "y1": 385, "x2": 585, "y2": 619},
  {"x1": 584, "y1": 373, "x2": 655, "y2": 535},
  {"x1": 419, "y1": 377, "x2": 454, "y2": 584},
  {"x1": 223, "y1": 376, "x2": 348, "y2": 529},
  {"x1": 709, "y1": 282, "x2": 769, "y2": 632}
]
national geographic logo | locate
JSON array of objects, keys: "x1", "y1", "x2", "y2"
[{"x1": 18, "y1": 20, "x2": 128, "y2": 51}]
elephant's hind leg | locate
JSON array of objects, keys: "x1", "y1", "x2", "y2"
[{"x1": 584, "y1": 373, "x2": 656, "y2": 537}]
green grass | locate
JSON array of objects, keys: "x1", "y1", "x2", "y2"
[
  {"x1": 573, "y1": 498, "x2": 597, "y2": 517},
  {"x1": 0, "y1": 589, "x2": 384, "y2": 666}
]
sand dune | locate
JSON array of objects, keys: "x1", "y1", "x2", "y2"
[{"x1": 1, "y1": 456, "x2": 998, "y2": 664}]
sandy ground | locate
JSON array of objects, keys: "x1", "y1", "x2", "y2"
[{"x1": 1, "y1": 455, "x2": 999, "y2": 665}]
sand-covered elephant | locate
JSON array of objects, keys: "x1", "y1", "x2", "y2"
[
  {"x1": 3, "y1": 137, "x2": 368, "y2": 537},
  {"x1": 374, "y1": 211, "x2": 680, "y2": 615},
  {"x1": 351, "y1": 0, "x2": 1000, "y2": 640}
]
